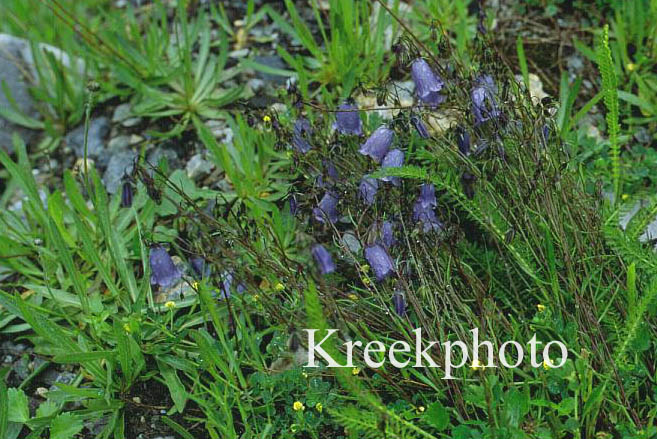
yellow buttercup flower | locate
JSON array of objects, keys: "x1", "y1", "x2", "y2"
[
  {"x1": 263, "y1": 115, "x2": 272, "y2": 123},
  {"x1": 164, "y1": 301, "x2": 176, "y2": 310},
  {"x1": 274, "y1": 282, "x2": 285, "y2": 291},
  {"x1": 315, "y1": 402, "x2": 323, "y2": 413},
  {"x1": 417, "y1": 406, "x2": 425, "y2": 413},
  {"x1": 621, "y1": 193, "x2": 629, "y2": 201},
  {"x1": 470, "y1": 359, "x2": 484, "y2": 370},
  {"x1": 362, "y1": 277, "x2": 371, "y2": 286},
  {"x1": 352, "y1": 367, "x2": 360, "y2": 375},
  {"x1": 543, "y1": 359, "x2": 552, "y2": 370},
  {"x1": 537, "y1": 304, "x2": 546, "y2": 312},
  {"x1": 293, "y1": 401, "x2": 305, "y2": 411}
]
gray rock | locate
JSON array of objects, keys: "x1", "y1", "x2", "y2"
[
  {"x1": 65, "y1": 117, "x2": 110, "y2": 159},
  {"x1": 0, "y1": 35, "x2": 40, "y2": 152},
  {"x1": 186, "y1": 153, "x2": 214, "y2": 180},
  {"x1": 342, "y1": 232, "x2": 362, "y2": 255},
  {"x1": 103, "y1": 150, "x2": 137, "y2": 193},
  {"x1": 0, "y1": 34, "x2": 84, "y2": 152},
  {"x1": 112, "y1": 103, "x2": 141, "y2": 127},
  {"x1": 107, "y1": 135, "x2": 132, "y2": 151},
  {"x1": 147, "y1": 146, "x2": 180, "y2": 170},
  {"x1": 253, "y1": 55, "x2": 289, "y2": 85}
]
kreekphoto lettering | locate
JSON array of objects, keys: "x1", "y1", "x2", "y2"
[{"x1": 303, "y1": 328, "x2": 567, "y2": 379}]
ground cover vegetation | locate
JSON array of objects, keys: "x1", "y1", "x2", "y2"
[{"x1": 1, "y1": 0, "x2": 657, "y2": 438}]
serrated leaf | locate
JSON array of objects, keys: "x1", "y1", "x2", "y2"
[
  {"x1": 50, "y1": 413, "x2": 83, "y2": 439},
  {"x1": 7, "y1": 389, "x2": 29, "y2": 424}
]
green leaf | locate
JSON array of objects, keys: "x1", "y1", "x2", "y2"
[
  {"x1": 50, "y1": 413, "x2": 83, "y2": 439},
  {"x1": 424, "y1": 401, "x2": 449, "y2": 431},
  {"x1": 0, "y1": 379, "x2": 8, "y2": 437},
  {"x1": 7, "y1": 389, "x2": 29, "y2": 424},
  {"x1": 157, "y1": 359, "x2": 187, "y2": 413}
]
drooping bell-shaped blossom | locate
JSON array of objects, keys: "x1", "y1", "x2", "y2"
[
  {"x1": 456, "y1": 126, "x2": 471, "y2": 156},
  {"x1": 289, "y1": 194, "x2": 298, "y2": 216},
  {"x1": 190, "y1": 256, "x2": 211, "y2": 279},
  {"x1": 413, "y1": 206, "x2": 444, "y2": 233},
  {"x1": 379, "y1": 220, "x2": 396, "y2": 249},
  {"x1": 218, "y1": 271, "x2": 246, "y2": 300},
  {"x1": 334, "y1": 101, "x2": 362, "y2": 135},
  {"x1": 364, "y1": 244, "x2": 395, "y2": 281},
  {"x1": 461, "y1": 172, "x2": 476, "y2": 200},
  {"x1": 312, "y1": 244, "x2": 336, "y2": 275},
  {"x1": 359, "y1": 176, "x2": 379, "y2": 206},
  {"x1": 150, "y1": 246, "x2": 182, "y2": 288},
  {"x1": 411, "y1": 58, "x2": 445, "y2": 107},
  {"x1": 313, "y1": 191, "x2": 339, "y2": 224},
  {"x1": 411, "y1": 115, "x2": 430, "y2": 139},
  {"x1": 417, "y1": 184, "x2": 437, "y2": 209},
  {"x1": 392, "y1": 290, "x2": 406, "y2": 317},
  {"x1": 120, "y1": 180, "x2": 133, "y2": 208},
  {"x1": 292, "y1": 117, "x2": 313, "y2": 154},
  {"x1": 412, "y1": 184, "x2": 443, "y2": 233},
  {"x1": 359, "y1": 125, "x2": 394, "y2": 163},
  {"x1": 471, "y1": 75, "x2": 500, "y2": 125},
  {"x1": 380, "y1": 149, "x2": 404, "y2": 186}
]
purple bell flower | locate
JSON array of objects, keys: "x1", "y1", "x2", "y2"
[
  {"x1": 150, "y1": 246, "x2": 182, "y2": 288},
  {"x1": 312, "y1": 244, "x2": 336, "y2": 275},
  {"x1": 411, "y1": 58, "x2": 445, "y2": 107},
  {"x1": 365, "y1": 244, "x2": 395, "y2": 281},
  {"x1": 380, "y1": 220, "x2": 396, "y2": 248},
  {"x1": 334, "y1": 101, "x2": 362, "y2": 135},
  {"x1": 392, "y1": 290, "x2": 406, "y2": 317},
  {"x1": 380, "y1": 149, "x2": 404, "y2": 186},
  {"x1": 292, "y1": 117, "x2": 312, "y2": 154},
  {"x1": 412, "y1": 184, "x2": 443, "y2": 233},
  {"x1": 411, "y1": 115, "x2": 430, "y2": 139},
  {"x1": 471, "y1": 75, "x2": 500, "y2": 125},
  {"x1": 218, "y1": 271, "x2": 246, "y2": 300},
  {"x1": 457, "y1": 126, "x2": 471, "y2": 156},
  {"x1": 190, "y1": 256, "x2": 211, "y2": 279},
  {"x1": 359, "y1": 176, "x2": 379, "y2": 206},
  {"x1": 313, "y1": 191, "x2": 339, "y2": 224},
  {"x1": 417, "y1": 184, "x2": 437, "y2": 209},
  {"x1": 120, "y1": 180, "x2": 133, "y2": 208},
  {"x1": 359, "y1": 125, "x2": 394, "y2": 163}
]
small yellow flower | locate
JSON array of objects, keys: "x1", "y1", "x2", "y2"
[
  {"x1": 360, "y1": 264, "x2": 370, "y2": 273},
  {"x1": 362, "y1": 277, "x2": 371, "y2": 286},
  {"x1": 164, "y1": 301, "x2": 176, "y2": 310},
  {"x1": 263, "y1": 115, "x2": 272, "y2": 123},
  {"x1": 348, "y1": 293, "x2": 358, "y2": 301},
  {"x1": 191, "y1": 281, "x2": 199, "y2": 290},
  {"x1": 315, "y1": 402, "x2": 323, "y2": 413},
  {"x1": 626, "y1": 63, "x2": 637, "y2": 72},
  {"x1": 622, "y1": 193, "x2": 630, "y2": 201},
  {"x1": 293, "y1": 401, "x2": 305, "y2": 411},
  {"x1": 417, "y1": 406, "x2": 425, "y2": 413},
  {"x1": 302, "y1": 372, "x2": 308, "y2": 378},
  {"x1": 352, "y1": 367, "x2": 360, "y2": 375},
  {"x1": 253, "y1": 294, "x2": 260, "y2": 302},
  {"x1": 123, "y1": 323, "x2": 132, "y2": 333},
  {"x1": 274, "y1": 282, "x2": 285, "y2": 291},
  {"x1": 537, "y1": 304, "x2": 546, "y2": 312},
  {"x1": 470, "y1": 359, "x2": 484, "y2": 370},
  {"x1": 543, "y1": 359, "x2": 552, "y2": 370}
]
